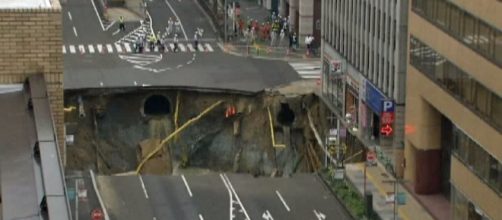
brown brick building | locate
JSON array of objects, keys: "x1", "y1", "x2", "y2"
[{"x1": 0, "y1": 1, "x2": 64, "y2": 163}]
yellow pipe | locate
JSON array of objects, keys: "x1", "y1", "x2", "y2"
[
  {"x1": 267, "y1": 107, "x2": 286, "y2": 148},
  {"x1": 64, "y1": 106, "x2": 76, "y2": 112},
  {"x1": 136, "y1": 100, "x2": 224, "y2": 174}
]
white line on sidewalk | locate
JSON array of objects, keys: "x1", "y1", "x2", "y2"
[
  {"x1": 67, "y1": 11, "x2": 72, "y2": 21},
  {"x1": 73, "y1": 26, "x2": 78, "y2": 37},
  {"x1": 138, "y1": 175, "x2": 149, "y2": 199},
  {"x1": 164, "y1": 0, "x2": 188, "y2": 40},
  {"x1": 275, "y1": 190, "x2": 291, "y2": 212},
  {"x1": 198, "y1": 214, "x2": 204, "y2": 220},
  {"x1": 223, "y1": 174, "x2": 251, "y2": 219},
  {"x1": 90, "y1": 0, "x2": 105, "y2": 31},
  {"x1": 181, "y1": 175, "x2": 193, "y2": 197}
]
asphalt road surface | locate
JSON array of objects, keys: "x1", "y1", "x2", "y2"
[
  {"x1": 97, "y1": 173, "x2": 353, "y2": 220},
  {"x1": 62, "y1": 0, "x2": 300, "y2": 92}
]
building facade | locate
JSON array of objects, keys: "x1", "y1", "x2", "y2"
[
  {"x1": 0, "y1": 1, "x2": 64, "y2": 162},
  {"x1": 406, "y1": 0, "x2": 502, "y2": 219},
  {"x1": 320, "y1": 0, "x2": 409, "y2": 174},
  {"x1": 277, "y1": 0, "x2": 322, "y2": 46}
]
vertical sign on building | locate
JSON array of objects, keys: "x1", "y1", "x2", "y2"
[{"x1": 380, "y1": 100, "x2": 395, "y2": 137}]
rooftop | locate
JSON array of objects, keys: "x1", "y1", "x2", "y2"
[{"x1": 0, "y1": 0, "x2": 52, "y2": 9}]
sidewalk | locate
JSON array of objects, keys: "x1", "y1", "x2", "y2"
[
  {"x1": 345, "y1": 163, "x2": 435, "y2": 220},
  {"x1": 222, "y1": 42, "x2": 318, "y2": 61}
]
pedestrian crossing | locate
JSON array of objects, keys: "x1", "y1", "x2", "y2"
[
  {"x1": 116, "y1": 20, "x2": 153, "y2": 45},
  {"x1": 62, "y1": 42, "x2": 216, "y2": 55},
  {"x1": 289, "y1": 60, "x2": 322, "y2": 79}
]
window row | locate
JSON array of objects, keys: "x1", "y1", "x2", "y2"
[
  {"x1": 452, "y1": 125, "x2": 502, "y2": 195},
  {"x1": 412, "y1": 0, "x2": 502, "y2": 66},
  {"x1": 410, "y1": 37, "x2": 502, "y2": 131},
  {"x1": 451, "y1": 187, "x2": 492, "y2": 220}
]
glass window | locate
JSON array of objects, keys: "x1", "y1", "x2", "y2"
[
  {"x1": 491, "y1": 95, "x2": 502, "y2": 129},
  {"x1": 435, "y1": 1, "x2": 448, "y2": 27},
  {"x1": 463, "y1": 14, "x2": 477, "y2": 46},
  {"x1": 496, "y1": 32, "x2": 502, "y2": 64},
  {"x1": 488, "y1": 156, "x2": 500, "y2": 192},
  {"x1": 473, "y1": 147, "x2": 490, "y2": 181},
  {"x1": 457, "y1": 131, "x2": 469, "y2": 162},
  {"x1": 474, "y1": 84, "x2": 491, "y2": 115},
  {"x1": 477, "y1": 22, "x2": 494, "y2": 55},
  {"x1": 448, "y1": 7, "x2": 463, "y2": 36},
  {"x1": 452, "y1": 187, "x2": 468, "y2": 220}
]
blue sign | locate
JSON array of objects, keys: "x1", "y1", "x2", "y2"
[
  {"x1": 382, "y1": 100, "x2": 395, "y2": 113},
  {"x1": 365, "y1": 81, "x2": 386, "y2": 113}
]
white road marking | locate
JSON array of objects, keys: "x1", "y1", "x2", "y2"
[
  {"x1": 97, "y1": 44, "x2": 103, "y2": 53},
  {"x1": 219, "y1": 174, "x2": 233, "y2": 220},
  {"x1": 62, "y1": 45, "x2": 66, "y2": 54},
  {"x1": 106, "y1": 44, "x2": 114, "y2": 53},
  {"x1": 138, "y1": 175, "x2": 149, "y2": 199},
  {"x1": 75, "y1": 180, "x2": 79, "y2": 220},
  {"x1": 124, "y1": 43, "x2": 132, "y2": 52},
  {"x1": 67, "y1": 11, "x2": 72, "y2": 21},
  {"x1": 179, "y1": 44, "x2": 186, "y2": 52},
  {"x1": 262, "y1": 210, "x2": 273, "y2": 220},
  {"x1": 164, "y1": 0, "x2": 188, "y2": 40},
  {"x1": 222, "y1": 174, "x2": 251, "y2": 220},
  {"x1": 169, "y1": 43, "x2": 175, "y2": 51},
  {"x1": 275, "y1": 190, "x2": 291, "y2": 212},
  {"x1": 73, "y1": 26, "x2": 78, "y2": 37},
  {"x1": 78, "y1": 45, "x2": 86, "y2": 54},
  {"x1": 181, "y1": 175, "x2": 193, "y2": 197},
  {"x1": 88, "y1": 45, "x2": 95, "y2": 54},
  {"x1": 112, "y1": 29, "x2": 121, "y2": 36},
  {"x1": 313, "y1": 210, "x2": 326, "y2": 220},
  {"x1": 198, "y1": 214, "x2": 204, "y2": 220},
  {"x1": 90, "y1": 0, "x2": 105, "y2": 31},
  {"x1": 69, "y1": 45, "x2": 76, "y2": 54},
  {"x1": 187, "y1": 44, "x2": 196, "y2": 52},
  {"x1": 104, "y1": 20, "x2": 116, "y2": 31},
  {"x1": 204, "y1": 43, "x2": 214, "y2": 52},
  {"x1": 115, "y1": 44, "x2": 123, "y2": 53},
  {"x1": 197, "y1": 44, "x2": 205, "y2": 52}
]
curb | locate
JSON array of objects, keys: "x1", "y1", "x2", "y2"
[{"x1": 90, "y1": 169, "x2": 110, "y2": 220}]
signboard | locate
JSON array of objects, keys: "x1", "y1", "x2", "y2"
[
  {"x1": 366, "y1": 151, "x2": 377, "y2": 166},
  {"x1": 365, "y1": 81, "x2": 386, "y2": 113},
  {"x1": 380, "y1": 100, "x2": 395, "y2": 137},
  {"x1": 331, "y1": 60, "x2": 342, "y2": 73},
  {"x1": 91, "y1": 208, "x2": 104, "y2": 220}
]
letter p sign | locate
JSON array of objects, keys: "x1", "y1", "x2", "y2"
[{"x1": 382, "y1": 100, "x2": 395, "y2": 113}]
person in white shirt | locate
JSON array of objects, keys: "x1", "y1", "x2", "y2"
[{"x1": 166, "y1": 17, "x2": 174, "y2": 36}]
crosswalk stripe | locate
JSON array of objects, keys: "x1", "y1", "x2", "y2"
[
  {"x1": 179, "y1": 44, "x2": 186, "y2": 52},
  {"x1": 97, "y1": 44, "x2": 103, "y2": 53},
  {"x1": 197, "y1": 44, "x2": 205, "y2": 52},
  {"x1": 69, "y1": 45, "x2": 76, "y2": 53},
  {"x1": 88, "y1": 45, "x2": 95, "y2": 54},
  {"x1": 204, "y1": 43, "x2": 214, "y2": 52},
  {"x1": 106, "y1": 44, "x2": 114, "y2": 53},
  {"x1": 78, "y1": 45, "x2": 85, "y2": 54},
  {"x1": 115, "y1": 44, "x2": 123, "y2": 53},
  {"x1": 187, "y1": 44, "x2": 196, "y2": 52},
  {"x1": 124, "y1": 43, "x2": 132, "y2": 53},
  {"x1": 154, "y1": 46, "x2": 159, "y2": 52},
  {"x1": 144, "y1": 47, "x2": 150, "y2": 52},
  {"x1": 62, "y1": 45, "x2": 66, "y2": 54},
  {"x1": 169, "y1": 43, "x2": 175, "y2": 51}
]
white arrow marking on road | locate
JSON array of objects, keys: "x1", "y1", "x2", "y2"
[
  {"x1": 88, "y1": 45, "x2": 95, "y2": 54},
  {"x1": 69, "y1": 45, "x2": 76, "y2": 54},
  {"x1": 205, "y1": 43, "x2": 214, "y2": 52},
  {"x1": 275, "y1": 190, "x2": 291, "y2": 212},
  {"x1": 313, "y1": 210, "x2": 326, "y2": 220},
  {"x1": 62, "y1": 45, "x2": 66, "y2": 54},
  {"x1": 181, "y1": 175, "x2": 193, "y2": 197},
  {"x1": 138, "y1": 175, "x2": 149, "y2": 199},
  {"x1": 97, "y1": 44, "x2": 103, "y2": 53},
  {"x1": 124, "y1": 43, "x2": 132, "y2": 53},
  {"x1": 106, "y1": 44, "x2": 114, "y2": 53},
  {"x1": 115, "y1": 44, "x2": 123, "y2": 53},
  {"x1": 262, "y1": 210, "x2": 274, "y2": 220},
  {"x1": 187, "y1": 44, "x2": 196, "y2": 52}
]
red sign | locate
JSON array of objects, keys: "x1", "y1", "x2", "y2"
[
  {"x1": 381, "y1": 112, "x2": 395, "y2": 124},
  {"x1": 366, "y1": 151, "x2": 376, "y2": 161},
  {"x1": 380, "y1": 124, "x2": 393, "y2": 136},
  {"x1": 91, "y1": 208, "x2": 104, "y2": 220}
]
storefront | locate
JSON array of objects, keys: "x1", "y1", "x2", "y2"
[
  {"x1": 360, "y1": 80, "x2": 393, "y2": 146},
  {"x1": 321, "y1": 54, "x2": 344, "y2": 117}
]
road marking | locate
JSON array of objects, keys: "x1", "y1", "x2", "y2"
[
  {"x1": 73, "y1": 26, "x2": 78, "y2": 37},
  {"x1": 275, "y1": 190, "x2": 291, "y2": 212},
  {"x1": 197, "y1": 44, "x2": 205, "y2": 52},
  {"x1": 67, "y1": 11, "x2": 72, "y2": 21},
  {"x1": 313, "y1": 210, "x2": 326, "y2": 220},
  {"x1": 90, "y1": 0, "x2": 105, "y2": 31},
  {"x1": 115, "y1": 44, "x2": 123, "y2": 53},
  {"x1": 138, "y1": 175, "x2": 149, "y2": 199},
  {"x1": 78, "y1": 45, "x2": 86, "y2": 54},
  {"x1": 104, "y1": 20, "x2": 116, "y2": 31},
  {"x1": 222, "y1": 174, "x2": 251, "y2": 220},
  {"x1": 69, "y1": 45, "x2": 76, "y2": 53},
  {"x1": 179, "y1": 44, "x2": 186, "y2": 52},
  {"x1": 181, "y1": 175, "x2": 193, "y2": 197},
  {"x1": 106, "y1": 44, "x2": 114, "y2": 53},
  {"x1": 62, "y1": 45, "x2": 66, "y2": 54},
  {"x1": 88, "y1": 45, "x2": 95, "y2": 54},
  {"x1": 219, "y1": 174, "x2": 233, "y2": 220},
  {"x1": 187, "y1": 44, "x2": 196, "y2": 52},
  {"x1": 75, "y1": 180, "x2": 79, "y2": 220},
  {"x1": 169, "y1": 43, "x2": 175, "y2": 51},
  {"x1": 198, "y1": 214, "x2": 204, "y2": 220},
  {"x1": 124, "y1": 43, "x2": 132, "y2": 53},
  {"x1": 205, "y1": 43, "x2": 214, "y2": 52},
  {"x1": 262, "y1": 210, "x2": 273, "y2": 220},
  {"x1": 112, "y1": 28, "x2": 121, "y2": 36},
  {"x1": 97, "y1": 44, "x2": 103, "y2": 53},
  {"x1": 164, "y1": 0, "x2": 188, "y2": 40}
]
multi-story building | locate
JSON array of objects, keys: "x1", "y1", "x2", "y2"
[
  {"x1": 319, "y1": 0, "x2": 409, "y2": 174},
  {"x1": 405, "y1": 0, "x2": 502, "y2": 219},
  {"x1": 277, "y1": 0, "x2": 322, "y2": 46}
]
